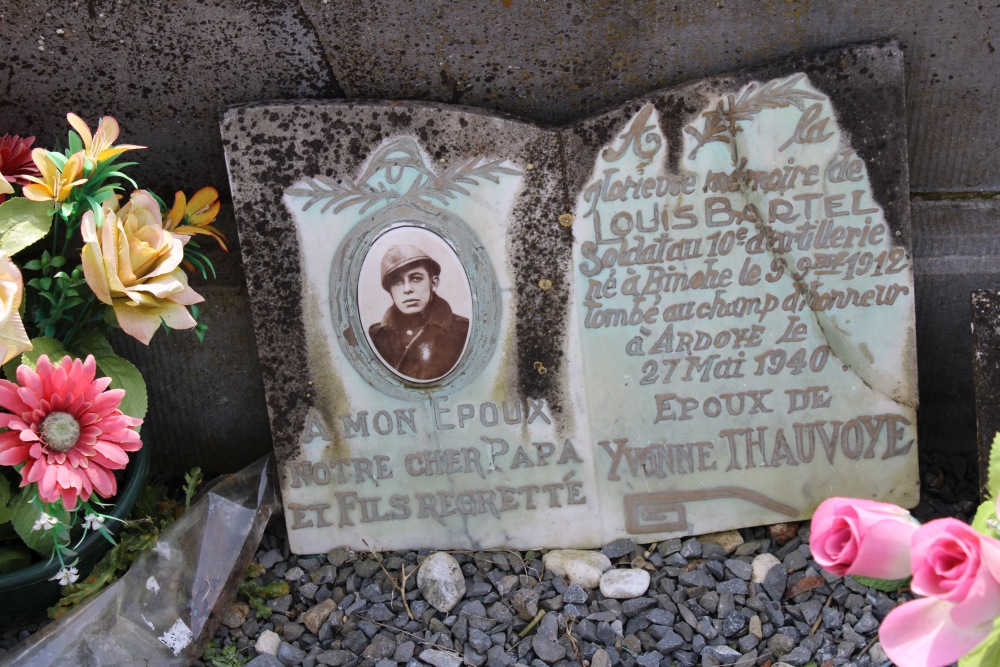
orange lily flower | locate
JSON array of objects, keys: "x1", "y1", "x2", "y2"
[
  {"x1": 21, "y1": 150, "x2": 87, "y2": 203},
  {"x1": 67, "y1": 113, "x2": 144, "y2": 164},
  {"x1": 163, "y1": 186, "x2": 228, "y2": 251}
]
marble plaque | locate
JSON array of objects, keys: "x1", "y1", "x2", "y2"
[
  {"x1": 222, "y1": 42, "x2": 918, "y2": 554},
  {"x1": 972, "y1": 290, "x2": 1000, "y2": 498}
]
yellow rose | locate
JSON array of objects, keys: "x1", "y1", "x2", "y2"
[
  {"x1": 0, "y1": 252, "x2": 31, "y2": 363},
  {"x1": 81, "y1": 190, "x2": 204, "y2": 344}
]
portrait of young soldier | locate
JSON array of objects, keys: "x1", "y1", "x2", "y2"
[{"x1": 368, "y1": 244, "x2": 470, "y2": 381}]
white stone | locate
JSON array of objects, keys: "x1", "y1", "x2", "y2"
[
  {"x1": 417, "y1": 552, "x2": 466, "y2": 612},
  {"x1": 543, "y1": 550, "x2": 612, "y2": 589},
  {"x1": 599, "y1": 568, "x2": 651, "y2": 599},
  {"x1": 255, "y1": 629, "x2": 281, "y2": 656},
  {"x1": 751, "y1": 553, "x2": 782, "y2": 585}
]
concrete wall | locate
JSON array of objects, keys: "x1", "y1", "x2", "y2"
[{"x1": 1, "y1": 1, "x2": 996, "y2": 472}]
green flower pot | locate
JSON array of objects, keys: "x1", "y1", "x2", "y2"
[{"x1": 0, "y1": 445, "x2": 150, "y2": 628}]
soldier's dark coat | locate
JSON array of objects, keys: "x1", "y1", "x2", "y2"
[{"x1": 369, "y1": 294, "x2": 469, "y2": 380}]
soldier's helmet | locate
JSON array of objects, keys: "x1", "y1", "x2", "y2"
[{"x1": 380, "y1": 244, "x2": 441, "y2": 290}]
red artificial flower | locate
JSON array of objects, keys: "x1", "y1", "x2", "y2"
[
  {"x1": 0, "y1": 355, "x2": 142, "y2": 509},
  {"x1": 0, "y1": 135, "x2": 40, "y2": 203}
]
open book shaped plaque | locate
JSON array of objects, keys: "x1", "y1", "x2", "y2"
[{"x1": 222, "y1": 41, "x2": 917, "y2": 554}]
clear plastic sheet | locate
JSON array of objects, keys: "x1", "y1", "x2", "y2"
[{"x1": 0, "y1": 455, "x2": 279, "y2": 666}]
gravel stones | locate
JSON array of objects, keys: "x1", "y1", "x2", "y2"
[
  {"x1": 591, "y1": 647, "x2": 612, "y2": 667},
  {"x1": 352, "y1": 558, "x2": 381, "y2": 579},
  {"x1": 280, "y1": 622, "x2": 304, "y2": 641},
  {"x1": 177, "y1": 465, "x2": 980, "y2": 667},
  {"x1": 510, "y1": 587, "x2": 539, "y2": 620},
  {"x1": 301, "y1": 598, "x2": 338, "y2": 634},
  {"x1": 724, "y1": 558, "x2": 753, "y2": 580},
  {"x1": 258, "y1": 548, "x2": 284, "y2": 569},
  {"x1": 601, "y1": 538, "x2": 636, "y2": 559},
  {"x1": 419, "y1": 648, "x2": 462, "y2": 667},
  {"x1": 763, "y1": 562, "x2": 789, "y2": 601},
  {"x1": 656, "y1": 629, "x2": 685, "y2": 652},
  {"x1": 769, "y1": 522, "x2": 801, "y2": 545},
  {"x1": 599, "y1": 568, "x2": 650, "y2": 599},
  {"x1": 530, "y1": 613, "x2": 566, "y2": 662},
  {"x1": 542, "y1": 549, "x2": 611, "y2": 588},
  {"x1": 315, "y1": 649, "x2": 355, "y2": 666},
  {"x1": 361, "y1": 632, "x2": 396, "y2": 660},
  {"x1": 700, "y1": 529, "x2": 744, "y2": 555},
  {"x1": 417, "y1": 552, "x2": 467, "y2": 612},
  {"x1": 222, "y1": 601, "x2": 250, "y2": 628},
  {"x1": 276, "y1": 641, "x2": 306, "y2": 665},
  {"x1": 680, "y1": 538, "x2": 702, "y2": 559},
  {"x1": 562, "y1": 583, "x2": 588, "y2": 604}
]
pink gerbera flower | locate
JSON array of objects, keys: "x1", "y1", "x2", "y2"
[{"x1": 0, "y1": 355, "x2": 142, "y2": 509}]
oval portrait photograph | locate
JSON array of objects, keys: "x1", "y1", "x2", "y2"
[{"x1": 358, "y1": 225, "x2": 473, "y2": 384}]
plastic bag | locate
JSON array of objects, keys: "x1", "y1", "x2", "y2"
[{"x1": 0, "y1": 455, "x2": 279, "y2": 666}]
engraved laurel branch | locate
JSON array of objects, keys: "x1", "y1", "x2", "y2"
[
  {"x1": 288, "y1": 157, "x2": 521, "y2": 215},
  {"x1": 684, "y1": 73, "x2": 825, "y2": 160}
]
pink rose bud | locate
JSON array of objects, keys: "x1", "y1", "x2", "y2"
[
  {"x1": 880, "y1": 519, "x2": 1000, "y2": 667},
  {"x1": 810, "y1": 497, "x2": 918, "y2": 580}
]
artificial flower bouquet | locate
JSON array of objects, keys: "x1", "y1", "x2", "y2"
[
  {"x1": 812, "y1": 438, "x2": 1000, "y2": 667},
  {"x1": 0, "y1": 114, "x2": 226, "y2": 585}
]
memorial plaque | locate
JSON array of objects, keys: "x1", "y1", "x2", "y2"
[
  {"x1": 222, "y1": 42, "x2": 919, "y2": 554},
  {"x1": 972, "y1": 290, "x2": 1000, "y2": 499}
]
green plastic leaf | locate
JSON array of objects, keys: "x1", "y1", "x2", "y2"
[
  {"x1": 850, "y1": 575, "x2": 910, "y2": 592},
  {"x1": 68, "y1": 330, "x2": 115, "y2": 360},
  {"x1": 972, "y1": 499, "x2": 997, "y2": 537},
  {"x1": 103, "y1": 171, "x2": 137, "y2": 188},
  {"x1": 95, "y1": 354, "x2": 147, "y2": 421},
  {"x1": 0, "y1": 198, "x2": 54, "y2": 256},
  {"x1": 2, "y1": 356, "x2": 20, "y2": 381},
  {"x1": 0, "y1": 474, "x2": 15, "y2": 525},
  {"x1": 45, "y1": 151, "x2": 67, "y2": 169},
  {"x1": 10, "y1": 494, "x2": 71, "y2": 556},
  {"x1": 988, "y1": 432, "x2": 1000, "y2": 502},
  {"x1": 87, "y1": 198, "x2": 104, "y2": 227},
  {"x1": 67, "y1": 131, "x2": 83, "y2": 155},
  {"x1": 21, "y1": 337, "x2": 70, "y2": 369},
  {"x1": 0, "y1": 545, "x2": 32, "y2": 574},
  {"x1": 89, "y1": 185, "x2": 118, "y2": 203}
]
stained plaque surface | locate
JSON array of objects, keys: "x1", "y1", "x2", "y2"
[{"x1": 222, "y1": 42, "x2": 918, "y2": 553}]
